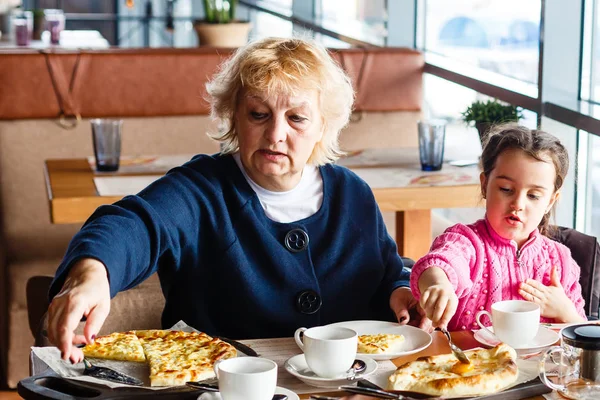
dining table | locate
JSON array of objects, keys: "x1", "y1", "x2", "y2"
[
  {"x1": 25, "y1": 329, "x2": 553, "y2": 400},
  {"x1": 43, "y1": 148, "x2": 483, "y2": 261}
]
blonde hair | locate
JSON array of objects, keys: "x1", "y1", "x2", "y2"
[{"x1": 205, "y1": 37, "x2": 355, "y2": 165}]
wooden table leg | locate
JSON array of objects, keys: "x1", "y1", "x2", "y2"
[{"x1": 395, "y1": 210, "x2": 431, "y2": 261}]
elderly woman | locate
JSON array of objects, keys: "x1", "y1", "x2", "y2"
[{"x1": 47, "y1": 37, "x2": 427, "y2": 363}]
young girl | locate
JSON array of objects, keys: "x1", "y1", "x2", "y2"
[{"x1": 410, "y1": 124, "x2": 587, "y2": 331}]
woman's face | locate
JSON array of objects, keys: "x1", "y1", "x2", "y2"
[{"x1": 235, "y1": 89, "x2": 324, "y2": 191}]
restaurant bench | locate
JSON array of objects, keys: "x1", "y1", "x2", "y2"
[{"x1": 0, "y1": 46, "x2": 424, "y2": 387}]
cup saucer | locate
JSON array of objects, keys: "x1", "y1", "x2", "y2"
[
  {"x1": 197, "y1": 386, "x2": 299, "y2": 400},
  {"x1": 283, "y1": 354, "x2": 377, "y2": 388},
  {"x1": 474, "y1": 325, "x2": 559, "y2": 355}
]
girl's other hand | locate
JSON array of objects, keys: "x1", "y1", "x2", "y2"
[{"x1": 518, "y1": 265, "x2": 582, "y2": 322}]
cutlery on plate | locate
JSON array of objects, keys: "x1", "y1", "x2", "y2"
[
  {"x1": 185, "y1": 382, "x2": 288, "y2": 400},
  {"x1": 82, "y1": 358, "x2": 144, "y2": 386},
  {"x1": 286, "y1": 358, "x2": 367, "y2": 380},
  {"x1": 435, "y1": 327, "x2": 471, "y2": 364}
]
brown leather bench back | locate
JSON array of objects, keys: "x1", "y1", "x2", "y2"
[{"x1": 0, "y1": 47, "x2": 423, "y2": 120}]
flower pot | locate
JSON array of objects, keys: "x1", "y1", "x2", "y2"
[
  {"x1": 193, "y1": 21, "x2": 251, "y2": 47},
  {"x1": 475, "y1": 122, "x2": 493, "y2": 144}
]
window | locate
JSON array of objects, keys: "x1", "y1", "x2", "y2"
[
  {"x1": 420, "y1": 0, "x2": 541, "y2": 84},
  {"x1": 316, "y1": 0, "x2": 386, "y2": 45},
  {"x1": 588, "y1": 134, "x2": 600, "y2": 238}
]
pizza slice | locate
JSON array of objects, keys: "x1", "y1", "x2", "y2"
[
  {"x1": 388, "y1": 343, "x2": 518, "y2": 397},
  {"x1": 82, "y1": 331, "x2": 146, "y2": 362},
  {"x1": 138, "y1": 330, "x2": 237, "y2": 386},
  {"x1": 357, "y1": 333, "x2": 405, "y2": 354}
]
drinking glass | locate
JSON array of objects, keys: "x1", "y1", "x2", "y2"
[
  {"x1": 91, "y1": 119, "x2": 123, "y2": 172},
  {"x1": 418, "y1": 119, "x2": 447, "y2": 171},
  {"x1": 44, "y1": 9, "x2": 65, "y2": 45},
  {"x1": 11, "y1": 10, "x2": 32, "y2": 46}
]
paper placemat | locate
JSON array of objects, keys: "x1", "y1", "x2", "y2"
[
  {"x1": 31, "y1": 321, "x2": 198, "y2": 390},
  {"x1": 93, "y1": 175, "x2": 162, "y2": 196}
]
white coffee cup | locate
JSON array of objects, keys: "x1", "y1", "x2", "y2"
[
  {"x1": 476, "y1": 300, "x2": 540, "y2": 348},
  {"x1": 294, "y1": 326, "x2": 357, "y2": 378},
  {"x1": 214, "y1": 357, "x2": 277, "y2": 400}
]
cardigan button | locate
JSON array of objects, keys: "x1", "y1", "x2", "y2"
[
  {"x1": 465, "y1": 311, "x2": 471, "y2": 315},
  {"x1": 296, "y1": 290, "x2": 322, "y2": 314},
  {"x1": 285, "y1": 229, "x2": 309, "y2": 252}
]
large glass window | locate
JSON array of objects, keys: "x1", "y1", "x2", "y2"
[
  {"x1": 420, "y1": 0, "x2": 541, "y2": 84},
  {"x1": 589, "y1": 134, "x2": 600, "y2": 238},
  {"x1": 316, "y1": 0, "x2": 386, "y2": 45},
  {"x1": 581, "y1": 0, "x2": 600, "y2": 102}
]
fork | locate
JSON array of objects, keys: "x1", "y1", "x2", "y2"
[{"x1": 435, "y1": 327, "x2": 470, "y2": 364}]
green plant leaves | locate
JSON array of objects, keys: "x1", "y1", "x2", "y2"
[
  {"x1": 203, "y1": 0, "x2": 237, "y2": 23},
  {"x1": 461, "y1": 100, "x2": 523, "y2": 124}
]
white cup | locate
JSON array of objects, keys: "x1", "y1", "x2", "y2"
[
  {"x1": 294, "y1": 326, "x2": 357, "y2": 378},
  {"x1": 476, "y1": 300, "x2": 540, "y2": 348},
  {"x1": 214, "y1": 357, "x2": 277, "y2": 400}
]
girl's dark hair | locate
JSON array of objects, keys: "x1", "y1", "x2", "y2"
[{"x1": 480, "y1": 123, "x2": 569, "y2": 237}]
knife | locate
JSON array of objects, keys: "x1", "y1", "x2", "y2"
[
  {"x1": 83, "y1": 358, "x2": 144, "y2": 386},
  {"x1": 214, "y1": 336, "x2": 259, "y2": 357}
]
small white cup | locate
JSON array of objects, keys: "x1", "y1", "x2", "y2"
[
  {"x1": 294, "y1": 326, "x2": 357, "y2": 378},
  {"x1": 214, "y1": 357, "x2": 277, "y2": 400},
  {"x1": 476, "y1": 300, "x2": 540, "y2": 348}
]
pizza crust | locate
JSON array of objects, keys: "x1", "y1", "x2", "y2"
[{"x1": 388, "y1": 344, "x2": 518, "y2": 397}]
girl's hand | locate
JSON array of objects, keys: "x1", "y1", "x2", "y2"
[
  {"x1": 418, "y1": 267, "x2": 458, "y2": 328},
  {"x1": 518, "y1": 265, "x2": 581, "y2": 322},
  {"x1": 420, "y1": 283, "x2": 458, "y2": 328}
]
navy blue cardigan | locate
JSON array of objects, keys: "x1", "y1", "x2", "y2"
[{"x1": 50, "y1": 154, "x2": 409, "y2": 339}]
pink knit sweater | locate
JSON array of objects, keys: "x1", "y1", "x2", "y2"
[{"x1": 410, "y1": 219, "x2": 586, "y2": 331}]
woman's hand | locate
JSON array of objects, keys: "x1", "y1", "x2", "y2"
[
  {"x1": 418, "y1": 267, "x2": 458, "y2": 328},
  {"x1": 519, "y1": 265, "x2": 585, "y2": 323},
  {"x1": 47, "y1": 258, "x2": 111, "y2": 363},
  {"x1": 389, "y1": 287, "x2": 433, "y2": 332}
]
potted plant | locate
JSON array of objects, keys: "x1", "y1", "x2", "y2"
[
  {"x1": 461, "y1": 100, "x2": 523, "y2": 143},
  {"x1": 194, "y1": 0, "x2": 251, "y2": 47}
]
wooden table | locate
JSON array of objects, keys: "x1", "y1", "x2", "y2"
[{"x1": 44, "y1": 150, "x2": 483, "y2": 260}]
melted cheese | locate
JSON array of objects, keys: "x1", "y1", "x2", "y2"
[{"x1": 357, "y1": 333, "x2": 405, "y2": 354}]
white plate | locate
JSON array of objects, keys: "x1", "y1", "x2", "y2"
[
  {"x1": 325, "y1": 320, "x2": 433, "y2": 360},
  {"x1": 197, "y1": 386, "x2": 299, "y2": 400},
  {"x1": 473, "y1": 325, "x2": 559, "y2": 355},
  {"x1": 283, "y1": 354, "x2": 377, "y2": 388}
]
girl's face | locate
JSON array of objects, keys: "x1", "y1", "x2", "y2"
[
  {"x1": 235, "y1": 88, "x2": 324, "y2": 192},
  {"x1": 481, "y1": 148, "x2": 560, "y2": 248}
]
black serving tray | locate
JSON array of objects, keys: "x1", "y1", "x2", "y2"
[{"x1": 18, "y1": 369, "x2": 204, "y2": 400}]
